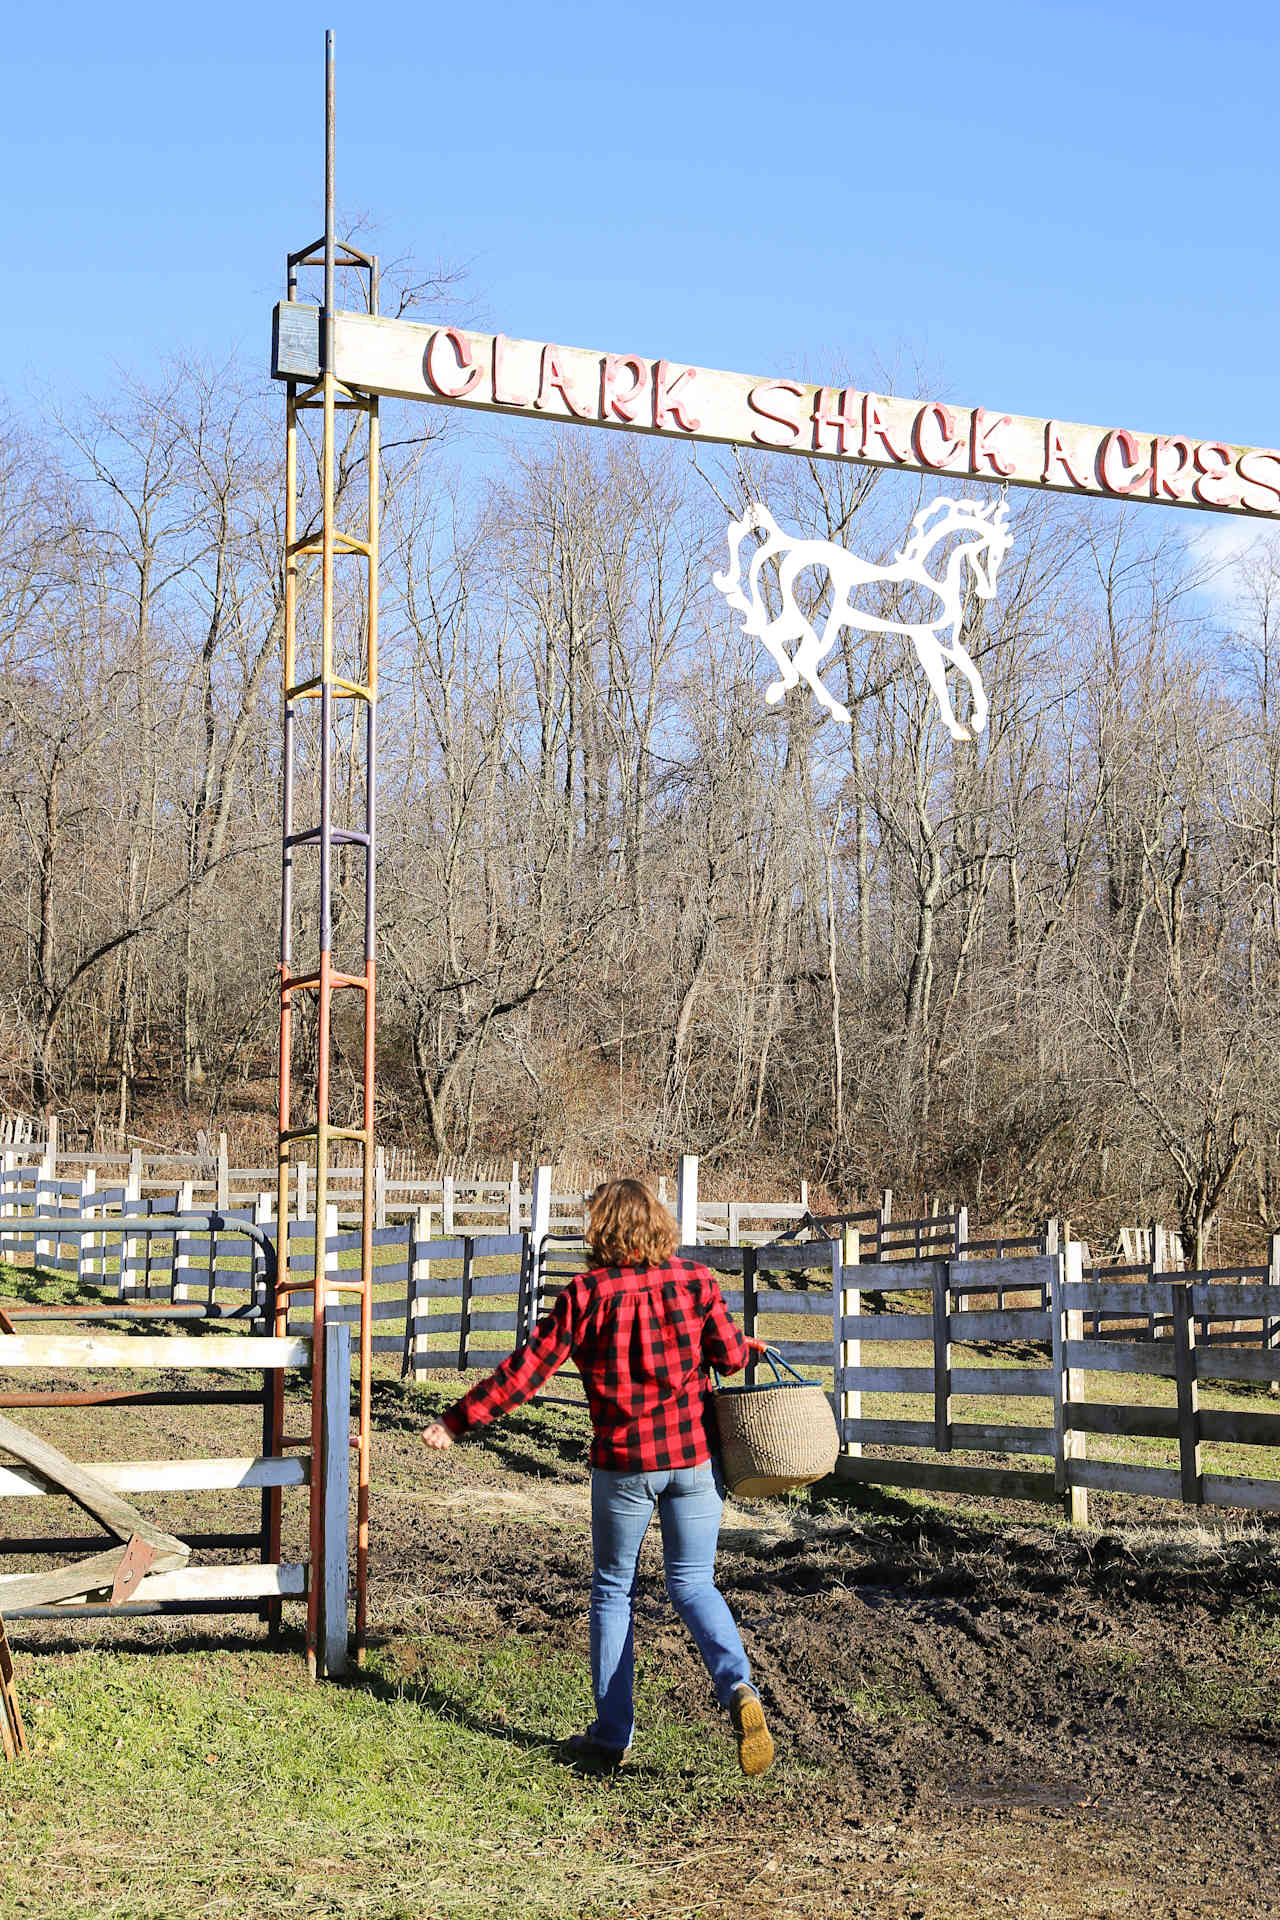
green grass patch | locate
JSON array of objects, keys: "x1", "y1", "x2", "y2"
[
  {"x1": 1097, "y1": 1604, "x2": 1280, "y2": 1730},
  {"x1": 1, "y1": 1628, "x2": 790, "y2": 1920}
]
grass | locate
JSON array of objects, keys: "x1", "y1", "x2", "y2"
[
  {"x1": 1096, "y1": 1602, "x2": 1280, "y2": 1730},
  {"x1": 1, "y1": 1629, "x2": 801, "y2": 1920}
]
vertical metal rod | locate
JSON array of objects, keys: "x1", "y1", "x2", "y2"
[
  {"x1": 270, "y1": 380, "x2": 300, "y2": 1623},
  {"x1": 278, "y1": 25, "x2": 378, "y2": 1675},
  {"x1": 324, "y1": 29, "x2": 336, "y2": 364},
  {"x1": 354, "y1": 384, "x2": 379, "y2": 1652},
  {"x1": 306, "y1": 24, "x2": 338, "y2": 1680}
]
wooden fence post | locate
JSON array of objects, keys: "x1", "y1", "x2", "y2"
[
  {"x1": 457, "y1": 1237, "x2": 475, "y2": 1372},
  {"x1": 529, "y1": 1166, "x2": 552, "y2": 1329},
  {"x1": 317, "y1": 1313, "x2": 351, "y2": 1680},
  {"x1": 677, "y1": 1155, "x2": 698, "y2": 1248},
  {"x1": 742, "y1": 1246, "x2": 759, "y2": 1381},
  {"x1": 1171, "y1": 1283, "x2": 1202, "y2": 1507},
  {"x1": 216, "y1": 1133, "x2": 230, "y2": 1210},
  {"x1": 172, "y1": 1180, "x2": 194, "y2": 1304},
  {"x1": 405, "y1": 1206, "x2": 432, "y2": 1376},
  {"x1": 74, "y1": 1168, "x2": 97, "y2": 1288},
  {"x1": 838, "y1": 1227, "x2": 861, "y2": 1457},
  {"x1": 508, "y1": 1162, "x2": 521, "y2": 1236},
  {"x1": 1043, "y1": 1218, "x2": 1059, "y2": 1314},
  {"x1": 1268, "y1": 1233, "x2": 1280, "y2": 1396},
  {"x1": 296, "y1": 1158, "x2": 308, "y2": 1225},
  {"x1": 118, "y1": 1155, "x2": 143, "y2": 1302},
  {"x1": 933, "y1": 1260, "x2": 952, "y2": 1452},
  {"x1": 34, "y1": 1120, "x2": 62, "y2": 1265},
  {"x1": 442, "y1": 1174, "x2": 455, "y2": 1237},
  {"x1": 374, "y1": 1147, "x2": 387, "y2": 1230},
  {"x1": 0, "y1": 1609, "x2": 26, "y2": 1759},
  {"x1": 1051, "y1": 1242, "x2": 1089, "y2": 1527},
  {"x1": 323, "y1": 1202, "x2": 339, "y2": 1305},
  {"x1": 254, "y1": 1192, "x2": 276, "y2": 1315},
  {"x1": 955, "y1": 1204, "x2": 969, "y2": 1307}
]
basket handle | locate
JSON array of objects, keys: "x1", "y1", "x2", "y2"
[{"x1": 712, "y1": 1344, "x2": 809, "y2": 1389}]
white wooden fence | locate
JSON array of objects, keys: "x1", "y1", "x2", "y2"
[{"x1": 7, "y1": 1148, "x2": 1280, "y2": 1528}]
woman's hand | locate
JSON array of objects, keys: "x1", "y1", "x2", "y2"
[
  {"x1": 744, "y1": 1335, "x2": 768, "y2": 1355},
  {"x1": 421, "y1": 1422, "x2": 454, "y2": 1451}
]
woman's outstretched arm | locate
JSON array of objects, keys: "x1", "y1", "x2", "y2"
[{"x1": 422, "y1": 1283, "x2": 577, "y2": 1449}]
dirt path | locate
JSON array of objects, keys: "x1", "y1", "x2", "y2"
[{"x1": 380, "y1": 1389, "x2": 1280, "y2": 1918}]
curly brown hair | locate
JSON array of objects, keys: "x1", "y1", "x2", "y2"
[{"x1": 585, "y1": 1178, "x2": 679, "y2": 1269}]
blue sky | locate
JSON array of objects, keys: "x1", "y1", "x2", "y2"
[{"x1": 3, "y1": 1, "x2": 1277, "y2": 462}]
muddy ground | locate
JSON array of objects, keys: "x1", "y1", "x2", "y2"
[
  {"x1": 7, "y1": 1373, "x2": 1280, "y2": 1917},
  {"x1": 373, "y1": 1381, "x2": 1280, "y2": 1918}
]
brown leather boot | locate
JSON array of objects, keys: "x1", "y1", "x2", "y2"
[
  {"x1": 729, "y1": 1683, "x2": 774, "y2": 1776},
  {"x1": 561, "y1": 1731, "x2": 632, "y2": 1772}
]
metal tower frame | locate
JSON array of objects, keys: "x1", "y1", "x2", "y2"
[{"x1": 271, "y1": 30, "x2": 377, "y2": 1673}]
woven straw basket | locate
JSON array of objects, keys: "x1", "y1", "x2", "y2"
[{"x1": 712, "y1": 1349, "x2": 840, "y2": 1498}]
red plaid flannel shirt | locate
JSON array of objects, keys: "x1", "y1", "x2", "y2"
[{"x1": 440, "y1": 1255, "x2": 750, "y2": 1470}]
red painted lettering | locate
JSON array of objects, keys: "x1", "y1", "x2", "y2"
[
  {"x1": 1193, "y1": 441, "x2": 1236, "y2": 506},
  {"x1": 748, "y1": 380, "x2": 805, "y2": 447},
  {"x1": 425, "y1": 327, "x2": 483, "y2": 400},
  {"x1": 1238, "y1": 448, "x2": 1280, "y2": 510},
  {"x1": 1097, "y1": 428, "x2": 1153, "y2": 496},
  {"x1": 971, "y1": 408, "x2": 1016, "y2": 477},
  {"x1": 1043, "y1": 421, "x2": 1092, "y2": 490},
  {"x1": 601, "y1": 353, "x2": 649, "y2": 423},
  {"x1": 811, "y1": 386, "x2": 860, "y2": 454},
  {"x1": 653, "y1": 361, "x2": 701, "y2": 433},
  {"x1": 492, "y1": 335, "x2": 533, "y2": 408},
  {"x1": 1152, "y1": 435, "x2": 1193, "y2": 501},
  {"x1": 861, "y1": 394, "x2": 908, "y2": 463},
  {"x1": 537, "y1": 347, "x2": 593, "y2": 419},
  {"x1": 913, "y1": 401, "x2": 964, "y2": 470}
]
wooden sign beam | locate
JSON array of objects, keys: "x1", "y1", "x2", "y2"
[{"x1": 273, "y1": 302, "x2": 1280, "y2": 521}]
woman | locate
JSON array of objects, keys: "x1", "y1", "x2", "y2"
[{"x1": 421, "y1": 1177, "x2": 774, "y2": 1776}]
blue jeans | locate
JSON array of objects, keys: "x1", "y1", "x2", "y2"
[{"x1": 588, "y1": 1458, "x2": 754, "y2": 1750}]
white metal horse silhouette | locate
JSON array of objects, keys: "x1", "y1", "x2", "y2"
[{"x1": 713, "y1": 493, "x2": 1012, "y2": 740}]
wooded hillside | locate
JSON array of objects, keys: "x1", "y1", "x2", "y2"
[{"x1": 1, "y1": 349, "x2": 1276, "y2": 1259}]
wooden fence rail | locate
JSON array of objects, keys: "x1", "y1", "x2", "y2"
[
  {"x1": 829, "y1": 1247, "x2": 1280, "y2": 1520},
  {"x1": 8, "y1": 1161, "x2": 1280, "y2": 1529},
  {"x1": 0, "y1": 1318, "x2": 349, "y2": 1675}
]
